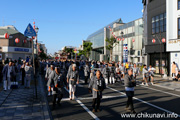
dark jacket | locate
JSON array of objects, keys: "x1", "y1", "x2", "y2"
[{"x1": 124, "y1": 74, "x2": 136, "y2": 87}]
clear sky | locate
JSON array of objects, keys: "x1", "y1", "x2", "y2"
[{"x1": 0, "y1": 0, "x2": 143, "y2": 54}]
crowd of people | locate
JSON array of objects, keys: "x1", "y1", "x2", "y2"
[
  {"x1": 0, "y1": 58, "x2": 180, "y2": 114},
  {"x1": 41, "y1": 59, "x2": 164, "y2": 113}
]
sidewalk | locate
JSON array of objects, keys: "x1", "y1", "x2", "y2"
[
  {"x1": 0, "y1": 74, "x2": 51, "y2": 120},
  {"x1": 136, "y1": 75, "x2": 180, "y2": 92}
]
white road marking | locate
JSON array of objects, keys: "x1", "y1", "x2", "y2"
[
  {"x1": 153, "y1": 84, "x2": 180, "y2": 92},
  {"x1": 107, "y1": 86, "x2": 180, "y2": 117},
  {"x1": 61, "y1": 95, "x2": 126, "y2": 101},
  {"x1": 64, "y1": 87, "x2": 100, "y2": 120},
  {"x1": 140, "y1": 85, "x2": 180, "y2": 97}
]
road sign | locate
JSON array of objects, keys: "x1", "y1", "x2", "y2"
[{"x1": 24, "y1": 23, "x2": 37, "y2": 36}]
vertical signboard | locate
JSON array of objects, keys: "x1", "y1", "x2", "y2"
[{"x1": 123, "y1": 44, "x2": 128, "y2": 63}]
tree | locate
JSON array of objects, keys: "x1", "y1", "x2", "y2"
[
  {"x1": 39, "y1": 48, "x2": 47, "y2": 60},
  {"x1": 105, "y1": 36, "x2": 119, "y2": 61},
  {"x1": 83, "y1": 42, "x2": 93, "y2": 59}
]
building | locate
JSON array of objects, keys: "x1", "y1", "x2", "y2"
[
  {"x1": 0, "y1": 25, "x2": 32, "y2": 61},
  {"x1": 166, "y1": 0, "x2": 180, "y2": 74},
  {"x1": 142, "y1": 0, "x2": 170, "y2": 75},
  {"x1": 86, "y1": 18, "x2": 144, "y2": 63},
  {"x1": 112, "y1": 18, "x2": 144, "y2": 63},
  {"x1": 86, "y1": 18, "x2": 124, "y2": 61}
]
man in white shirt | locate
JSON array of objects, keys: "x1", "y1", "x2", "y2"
[{"x1": 148, "y1": 65, "x2": 155, "y2": 85}]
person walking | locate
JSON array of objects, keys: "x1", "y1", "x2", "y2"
[
  {"x1": 24, "y1": 62, "x2": 32, "y2": 88},
  {"x1": 124, "y1": 68, "x2": 136, "y2": 114},
  {"x1": 142, "y1": 65, "x2": 149, "y2": 86},
  {"x1": 84, "y1": 62, "x2": 90, "y2": 84},
  {"x1": 20, "y1": 61, "x2": 26, "y2": 85},
  {"x1": 132, "y1": 63, "x2": 140, "y2": 80},
  {"x1": 148, "y1": 65, "x2": 155, "y2": 85},
  {"x1": 102, "y1": 64, "x2": 110, "y2": 85},
  {"x1": 45, "y1": 64, "x2": 54, "y2": 96},
  {"x1": 49, "y1": 67, "x2": 67, "y2": 109},
  {"x1": 109, "y1": 63, "x2": 116, "y2": 84},
  {"x1": 88, "y1": 70, "x2": 106, "y2": 112},
  {"x1": 67, "y1": 64, "x2": 79, "y2": 100},
  {"x1": 119, "y1": 63, "x2": 125, "y2": 79},
  {"x1": 2, "y1": 61, "x2": 15, "y2": 90},
  {"x1": 171, "y1": 62, "x2": 177, "y2": 80}
]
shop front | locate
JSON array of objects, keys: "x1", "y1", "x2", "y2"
[{"x1": 2, "y1": 46, "x2": 32, "y2": 60}]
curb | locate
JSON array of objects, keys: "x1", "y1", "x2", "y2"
[{"x1": 38, "y1": 74, "x2": 53, "y2": 120}]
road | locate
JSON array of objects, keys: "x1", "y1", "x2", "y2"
[{"x1": 46, "y1": 77, "x2": 180, "y2": 120}]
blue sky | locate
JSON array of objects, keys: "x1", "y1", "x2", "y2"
[{"x1": 0, "y1": 0, "x2": 143, "y2": 54}]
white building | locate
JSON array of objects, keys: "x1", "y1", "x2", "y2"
[{"x1": 166, "y1": 0, "x2": 180, "y2": 73}]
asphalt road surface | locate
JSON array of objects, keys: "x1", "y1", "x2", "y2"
[{"x1": 46, "y1": 77, "x2": 180, "y2": 120}]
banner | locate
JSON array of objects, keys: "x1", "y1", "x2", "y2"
[{"x1": 123, "y1": 44, "x2": 128, "y2": 63}]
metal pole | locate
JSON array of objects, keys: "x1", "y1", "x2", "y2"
[
  {"x1": 160, "y1": 33, "x2": 162, "y2": 78},
  {"x1": 32, "y1": 37, "x2": 37, "y2": 99}
]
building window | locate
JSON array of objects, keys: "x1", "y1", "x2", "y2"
[
  {"x1": 152, "y1": 17, "x2": 155, "y2": 34},
  {"x1": 178, "y1": 0, "x2": 180, "y2": 10},
  {"x1": 155, "y1": 16, "x2": 159, "y2": 33},
  {"x1": 178, "y1": 18, "x2": 180, "y2": 39},
  {"x1": 151, "y1": 13, "x2": 166, "y2": 34}
]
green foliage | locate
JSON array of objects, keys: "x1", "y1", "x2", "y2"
[
  {"x1": 105, "y1": 36, "x2": 119, "y2": 50},
  {"x1": 39, "y1": 48, "x2": 47, "y2": 60},
  {"x1": 83, "y1": 42, "x2": 93, "y2": 58},
  {"x1": 78, "y1": 50, "x2": 85, "y2": 56},
  {"x1": 64, "y1": 47, "x2": 74, "y2": 54}
]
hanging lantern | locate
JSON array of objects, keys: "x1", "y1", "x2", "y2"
[
  {"x1": 162, "y1": 38, "x2": 166, "y2": 43},
  {"x1": 33, "y1": 21, "x2": 35, "y2": 24},
  {"x1": 132, "y1": 39, "x2": 135, "y2": 42},
  {"x1": 23, "y1": 39, "x2": 27, "y2": 43},
  {"x1": 152, "y1": 39, "x2": 156, "y2": 43},
  {"x1": 33, "y1": 25, "x2": 35, "y2": 29},
  {"x1": 112, "y1": 32, "x2": 113, "y2": 34},
  {"x1": 110, "y1": 29, "x2": 112, "y2": 31},
  {"x1": 119, "y1": 38, "x2": 121, "y2": 41},
  {"x1": 122, "y1": 38, "x2": 124, "y2": 41},
  {"x1": 15, "y1": 38, "x2": 20, "y2": 43},
  {"x1": 115, "y1": 37, "x2": 117, "y2": 39},
  {"x1": 108, "y1": 26, "x2": 110, "y2": 28},
  {"x1": 4, "y1": 33, "x2": 9, "y2": 39},
  {"x1": 32, "y1": 36, "x2": 35, "y2": 39}
]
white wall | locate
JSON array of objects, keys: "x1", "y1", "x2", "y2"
[{"x1": 167, "y1": 0, "x2": 180, "y2": 51}]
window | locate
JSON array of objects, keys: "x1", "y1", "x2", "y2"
[
  {"x1": 178, "y1": 0, "x2": 180, "y2": 10},
  {"x1": 155, "y1": 16, "x2": 159, "y2": 33},
  {"x1": 152, "y1": 17, "x2": 155, "y2": 34},
  {"x1": 163, "y1": 13, "x2": 166, "y2": 32},
  {"x1": 151, "y1": 13, "x2": 166, "y2": 34},
  {"x1": 178, "y1": 18, "x2": 180, "y2": 39},
  {"x1": 160, "y1": 14, "x2": 164, "y2": 32}
]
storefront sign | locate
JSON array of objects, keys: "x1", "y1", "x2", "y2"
[
  {"x1": 168, "y1": 40, "x2": 180, "y2": 44},
  {"x1": 14, "y1": 48, "x2": 29, "y2": 52}
]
